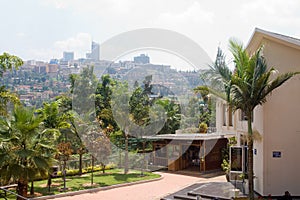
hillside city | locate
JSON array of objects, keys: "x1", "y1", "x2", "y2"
[{"x1": 1, "y1": 41, "x2": 203, "y2": 108}]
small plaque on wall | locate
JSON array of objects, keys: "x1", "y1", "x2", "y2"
[{"x1": 273, "y1": 151, "x2": 281, "y2": 158}]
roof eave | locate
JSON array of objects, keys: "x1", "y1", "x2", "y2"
[{"x1": 246, "y1": 28, "x2": 300, "y2": 53}]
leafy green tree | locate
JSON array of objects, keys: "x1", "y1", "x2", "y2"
[
  {"x1": 70, "y1": 66, "x2": 97, "y2": 116},
  {"x1": 0, "y1": 86, "x2": 20, "y2": 116},
  {"x1": 130, "y1": 86, "x2": 150, "y2": 126},
  {"x1": 0, "y1": 53, "x2": 23, "y2": 116},
  {"x1": 155, "y1": 99, "x2": 181, "y2": 134},
  {"x1": 129, "y1": 81, "x2": 152, "y2": 175},
  {"x1": 94, "y1": 75, "x2": 117, "y2": 132},
  {"x1": 111, "y1": 81, "x2": 131, "y2": 174},
  {"x1": 0, "y1": 52, "x2": 23, "y2": 77},
  {"x1": 0, "y1": 106, "x2": 59, "y2": 199},
  {"x1": 197, "y1": 40, "x2": 299, "y2": 200}
]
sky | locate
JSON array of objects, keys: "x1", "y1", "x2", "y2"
[{"x1": 1, "y1": 0, "x2": 300, "y2": 69}]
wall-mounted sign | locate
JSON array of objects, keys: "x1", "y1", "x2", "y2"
[{"x1": 273, "y1": 151, "x2": 281, "y2": 158}]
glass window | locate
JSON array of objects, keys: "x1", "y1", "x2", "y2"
[{"x1": 230, "y1": 147, "x2": 243, "y2": 172}]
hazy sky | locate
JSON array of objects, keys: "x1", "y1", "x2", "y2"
[{"x1": 1, "y1": 0, "x2": 300, "y2": 67}]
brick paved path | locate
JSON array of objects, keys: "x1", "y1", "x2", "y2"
[{"x1": 53, "y1": 172, "x2": 226, "y2": 200}]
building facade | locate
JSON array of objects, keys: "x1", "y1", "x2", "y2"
[
  {"x1": 216, "y1": 28, "x2": 300, "y2": 196},
  {"x1": 86, "y1": 41, "x2": 100, "y2": 61},
  {"x1": 63, "y1": 51, "x2": 74, "y2": 61}
]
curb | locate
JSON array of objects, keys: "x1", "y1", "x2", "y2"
[{"x1": 32, "y1": 172, "x2": 164, "y2": 200}]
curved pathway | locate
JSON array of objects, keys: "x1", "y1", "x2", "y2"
[{"x1": 53, "y1": 172, "x2": 226, "y2": 200}]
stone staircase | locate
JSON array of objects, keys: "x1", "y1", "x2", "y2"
[{"x1": 161, "y1": 182, "x2": 246, "y2": 200}]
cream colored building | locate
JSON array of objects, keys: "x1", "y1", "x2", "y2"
[{"x1": 216, "y1": 28, "x2": 300, "y2": 196}]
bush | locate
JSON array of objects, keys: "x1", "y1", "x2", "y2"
[
  {"x1": 199, "y1": 122, "x2": 208, "y2": 133},
  {"x1": 56, "y1": 163, "x2": 116, "y2": 177}
]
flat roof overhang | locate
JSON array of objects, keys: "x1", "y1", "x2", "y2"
[{"x1": 143, "y1": 132, "x2": 236, "y2": 141}]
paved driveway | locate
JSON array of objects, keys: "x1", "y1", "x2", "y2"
[{"x1": 53, "y1": 172, "x2": 226, "y2": 200}]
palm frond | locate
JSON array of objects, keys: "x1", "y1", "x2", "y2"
[
  {"x1": 263, "y1": 72, "x2": 300, "y2": 98},
  {"x1": 194, "y1": 85, "x2": 227, "y2": 100}
]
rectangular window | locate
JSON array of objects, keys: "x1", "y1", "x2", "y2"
[
  {"x1": 223, "y1": 104, "x2": 227, "y2": 126},
  {"x1": 228, "y1": 106, "x2": 233, "y2": 126}
]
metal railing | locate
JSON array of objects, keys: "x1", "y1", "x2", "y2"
[{"x1": 0, "y1": 185, "x2": 30, "y2": 200}]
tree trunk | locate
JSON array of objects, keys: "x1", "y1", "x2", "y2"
[
  {"x1": 247, "y1": 112, "x2": 254, "y2": 200},
  {"x1": 63, "y1": 160, "x2": 67, "y2": 190},
  {"x1": 17, "y1": 179, "x2": 28, "y2": 200},
  {"x1": 101, "y1": 163, "x2": 106, "y2": 174},
  {"x1": 79, "y1": 153, "x2": 83, "y2": 175},
  {"x1": 30, "y1": 181, "x2": 34, "y2": 196},
  {"x1": 47, "y1": 175, "x2": 52, "y2": 193},
  {"x1": 141, "y1": 140, "x2": 146, "y2": 176},
  {"x1": 91, "y1": 155, "x2": 94, "y2": 185},
  {"x1": 124, "y1": 133, "x2": 129, "y2": 174}
]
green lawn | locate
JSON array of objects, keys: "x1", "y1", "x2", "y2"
[{"x1": 3, "y1": 169, "x2": 160, "y2": 199}]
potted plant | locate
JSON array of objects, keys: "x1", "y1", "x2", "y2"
[{"x1": 199, "y1": 122, "x2": 208, "y2": 133}]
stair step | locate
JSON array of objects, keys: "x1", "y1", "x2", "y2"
[
  {"x1": 187, "y1": 192, "x2": 231, "y2": 200},
  {"x1": 173, "y1": 194, "x2": 198, "y2": 200}
]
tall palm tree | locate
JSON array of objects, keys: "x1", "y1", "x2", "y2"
[
  {"x1": 228, "y1": 39, "x2": 299, "y2": 200},
  {"x1": 196, "y1": 40, "x2": 299, "y2": 200},
  {"x1": 0, "y1": 106, "x2": 59, "y2": 199}
]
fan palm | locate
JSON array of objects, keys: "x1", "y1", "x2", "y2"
[{"x1": 0, "y1": 106, "x2": 59, "y2": 199}]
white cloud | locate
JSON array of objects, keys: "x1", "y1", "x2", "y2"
[
  {"x1": 16, "y1": 32, "x2": 26, "y2": 38},
  {"x1": 54, "y1": 33, "x2": 91, "y2": 53},
  {"x1": 157, "y1": 2, "x2": 214, "y2": 25},
  {"x1": 239, "y1": 0, "x2": 300, "y2": 31},
  {"x1": 28, "y1": 33, "x2": 92, "y2": 61}
]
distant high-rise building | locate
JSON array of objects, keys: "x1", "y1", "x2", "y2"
[
  {"x1": 86, "y1": 41, "x2": 100, "y2": 61},
  {"x1": 63, "y1": 51, "x2": 74, "y2": 61},
  {"x1": 134, "y1": 54, "x2": 150, "y2": 64},
  {"x1": 49, "y1": 59, "x2": 59, "y2": 65}
]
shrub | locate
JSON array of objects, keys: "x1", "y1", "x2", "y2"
[{"x1": 199, "y1": 122, "x2": 208, "y2": 133}]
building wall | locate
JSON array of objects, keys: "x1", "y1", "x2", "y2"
[
  {"x1": 215, "y1": 36, "x2": 300, "y2": 196},
  {"x1": 260, "y1": 38, "x2": 300, "y2": 196}
]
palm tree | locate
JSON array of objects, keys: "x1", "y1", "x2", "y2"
[
  {"x1": 195, "y1": 47, "x2": 232, "y2": 101},
  {"x1": 0, "y1": 106, "x2": 59, "y2": 199},
  {"x1": 228, "y1": 39, "x2": 299, "y2": 200},
  {"x1": 37, "y1": 100, "x2": 72, "y2": 191},
  {"x1": 196, "y1": 40, "x2": 299, "y2": 200}
]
